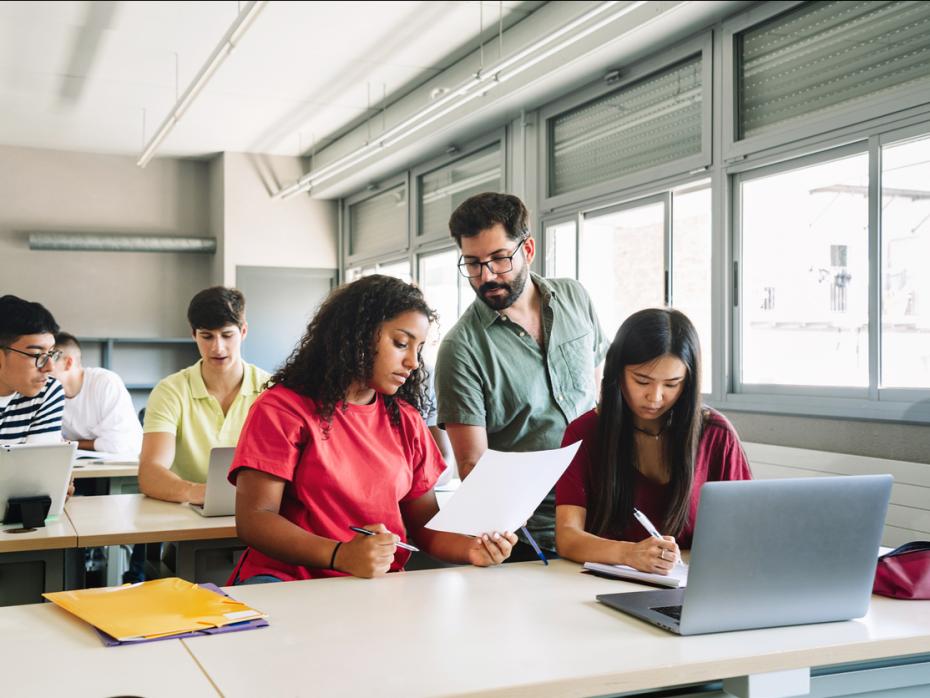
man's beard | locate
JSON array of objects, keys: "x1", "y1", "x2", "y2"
[{"x1": 474, "y1": 264, "x2": 530, "y2": 311}]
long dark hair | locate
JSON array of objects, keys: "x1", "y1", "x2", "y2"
[
  {"x1": 589, "y1": 308, "x2": 703, "y2": 538},
  {"x1": 271, "y1": 275, "x2": 437, "y2": 432}
]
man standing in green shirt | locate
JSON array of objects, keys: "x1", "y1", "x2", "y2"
[{"x1": 436, "y1": 192, "x2": 607, "y2": 560}]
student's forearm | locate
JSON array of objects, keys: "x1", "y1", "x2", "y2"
[
  {"x1": 138, "y1": 464, "x2": 201, "y2": 503},
  {"x1": 77, "y1": 439, "x2": 95, "y2": 451},
  {"x1": 413, "y1": 528, "x2": 476, "y2": 564},
  {"x1": 556, "y1": 527, "x2": 632, "y2": 565},
  {"x1": 237, "y1": 509, "x2": 337, "y2": 569}
]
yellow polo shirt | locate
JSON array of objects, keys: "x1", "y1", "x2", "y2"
[{"x1": 143, "y1": 360, "x2": 270, "y2": 483}]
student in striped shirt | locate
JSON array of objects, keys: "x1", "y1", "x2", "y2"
[{"x1": 0, "y1": 295, "x2": 65, "y2": 446}]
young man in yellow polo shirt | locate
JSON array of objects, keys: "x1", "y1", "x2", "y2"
[{"x1": 139, "y1": 287, "x2": 270, "y2": 504}]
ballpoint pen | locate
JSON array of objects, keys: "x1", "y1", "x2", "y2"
[
  {"x1": 632, "y1": 508, "x2": 663, "y2": 540},
  {"x1": 520, "y1": 526, "x2": 548, "y2": 566},
  {"x1": 348, "y1": 526, "x2": 419, "y2": 552}
]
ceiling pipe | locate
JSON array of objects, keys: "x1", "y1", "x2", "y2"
[{"x1": 29, "y1": 232, "x2": 216, "y2": 253}]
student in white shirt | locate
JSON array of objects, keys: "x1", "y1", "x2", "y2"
[
  {"x1": 0, "y1": 295, "x2": 65, "y2": 446},
  {"x1": 51, "y1": 332, "x2": 142, "y2": 456}
]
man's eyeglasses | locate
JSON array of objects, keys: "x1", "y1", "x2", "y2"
[
  {"x1": 457, "y1": 236, "x2": 528, "y2": 278},
  {"x1": 0, "y1": 346, "x2": 63, "y2": 369}
]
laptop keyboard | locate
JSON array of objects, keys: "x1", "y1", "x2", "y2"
[{"x1": 651, "y1": 605, "x2": 682, "y2": 621}]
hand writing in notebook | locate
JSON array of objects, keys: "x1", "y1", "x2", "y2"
[{"x1": 631, "y1": 508, "x2": 679, "y2": 574}]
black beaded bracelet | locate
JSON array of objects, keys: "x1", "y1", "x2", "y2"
[{"x1": 329, "y1": 541, "x2": 342, "y2": 571}]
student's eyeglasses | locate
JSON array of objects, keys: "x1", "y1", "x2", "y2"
[
  {"x1": 0, "y1": 346, "x2": 63, "y2": 369},
  {"x1": 457, "y1": 236, "x2": 528, "y2": 278}
]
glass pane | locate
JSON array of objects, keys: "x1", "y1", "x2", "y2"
[
  {"x1": 551, "y1": 55, "x2": 703, "y2": 196},
  {"x1": 349, "y1": 184, "x2": 407, "y2": 257},
  {"x1": 544, "y1": 220, "x2": 577, "y2": 279},
  {"x1": 738, "y1": 1, "x2": 930, "y2": 139},
  {"x1": 671, "y1": 182, "x2": 712, "y2": 393},
  {"x1": 881, "y1": 133, "x2": 930, "y2": 388},
  {"x1": 740, "y1": 153, "x2": 869, "y2": 387},
  {"x1": 418, "y1": 248, "x2": 465, "y2": 367},
  {"x1": 378, "y1": 259, "x2": 412, "y2": 283},
  {"x1": 580, "y1": 201, "x2": 665, "y2": 338},
  {"x1": 419, "y1": 144, "x2": 502, "y2": 237}
]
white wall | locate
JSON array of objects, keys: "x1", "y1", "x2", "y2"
[
  {"x1": 0, "y1": 144, "x2": 212, "y2": 337},
  {"x1": 217, "y1": 152, "x2": 338, "y2": 286}
]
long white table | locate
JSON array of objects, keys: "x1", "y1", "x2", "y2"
[
  {"x1": 1, "y1": 602, "x2": 218, "y2": 697},
  {"x1": 179, "y1": 560, "x2": 930, "y2": 698}
]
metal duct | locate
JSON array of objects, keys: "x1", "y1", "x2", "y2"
[{"x1": 28, "y1": 232, "x2": 216, "y2": 253}]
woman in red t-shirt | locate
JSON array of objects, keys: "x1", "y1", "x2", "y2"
[
  {"x1": 555, "y1": 308, "x2": 751, "y2": 575},
  {"x1": 229, "y1": 275, "x2": 517, "y2": 584}
]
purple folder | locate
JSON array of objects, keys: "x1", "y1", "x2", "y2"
[{"x1": 94, "y1": 583, "x2": 269, "y2": 647}]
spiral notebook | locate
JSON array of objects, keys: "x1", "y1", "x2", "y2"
[{"x1": 583, "y1": 561, "x2": 689, "y2": 588}]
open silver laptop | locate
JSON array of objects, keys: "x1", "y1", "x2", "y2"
[
  {"x1": 597, "y1": 475, "x2": 892, "y2": 635},
  {"x1": 0, "y1": 442, "x2": 76, "y2": 521},
  {"x1": 191, "y1": 447, "x2": 237, "y2": 517}
]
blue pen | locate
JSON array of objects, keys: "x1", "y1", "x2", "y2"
[
  {"x1": 349, "y1": 526, "x2": 419, "y2": 552},
  {"x1": 520, "y1": 526, "x2": 548, "y2": 566}
]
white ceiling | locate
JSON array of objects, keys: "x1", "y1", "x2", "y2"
[{"x1": 0, "y1": 0, "x2": 541, "y2": 159}]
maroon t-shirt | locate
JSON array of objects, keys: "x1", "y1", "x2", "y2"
[{"x1": 556, "y1": 407, "x2": 752, "y2": 548}]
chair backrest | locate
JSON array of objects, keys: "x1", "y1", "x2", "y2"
[{"x1": 137, "y1": 407, "x2": 146, "y2": 426}]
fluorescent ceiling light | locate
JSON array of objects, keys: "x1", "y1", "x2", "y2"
[
  {"x1": 137, "y1": 1, "x2": 267, "y2": 168},
  {"x1": 274, "y1": 1, "x2": 647, "y2": 200}
]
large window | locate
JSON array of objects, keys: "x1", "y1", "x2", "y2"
[
  {"x1": 545, "y1": 181, "x2": 713, "y2": 392},
  {"x1": 417, "y1": 248, "x2": 471, "y2": 366},
  {"x1": 738, "y1": 151, "x2": 870, "y2": 388},
  {"x1": 881, "y1": 132, "x2": 930, "y2": 389}
]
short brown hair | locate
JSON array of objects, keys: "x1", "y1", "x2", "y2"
[
  {"x1": 448, "y1": 192, "x2": 529, "y2": 246},
  {"x1": 187, "y1": 287, "x2": 246, "y2": 331}
]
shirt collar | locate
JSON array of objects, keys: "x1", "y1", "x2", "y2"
[{"x1": 188, "y1": 360, "x2": 258, "y2": 398}]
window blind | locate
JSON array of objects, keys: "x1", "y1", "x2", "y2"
[
  {"x1": 348, "y1": 184, "x2": 407, "y2": 257},
  {"x1": 738, "y1": 0, "x2": 930, "y2": 139},
  {"x1": 419, "y1": 144, "x2": 502, "y2": 237},
  {"x1": 549, "y1": 55, "x2": 703, "y2": 197}
]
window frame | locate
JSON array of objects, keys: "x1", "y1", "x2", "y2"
[{"x1": 343, "y1": 172, "x2": 411, "y2": 267}]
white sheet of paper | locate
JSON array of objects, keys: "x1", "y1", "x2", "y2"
[{"x1": 424, "y1": 442, "x2": 581, "y2": 536}]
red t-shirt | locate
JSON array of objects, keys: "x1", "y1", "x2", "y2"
[
  {"x1": 556, "y1": 407, "x2": 752, "y2": 548},
  {"x1": 228, "y1": 385, "x2": 445, "y2": 582}
]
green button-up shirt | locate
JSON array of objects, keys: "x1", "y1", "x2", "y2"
[{"x1": 436, "y1": 273, "x2": 607, "y2": 550}]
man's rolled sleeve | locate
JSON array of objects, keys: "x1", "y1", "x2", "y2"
[{"x1": 435, "y1": 339, "x2": 486, "y2": 428}]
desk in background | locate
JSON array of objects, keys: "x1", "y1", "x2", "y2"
[
  {"x1": 64, "y1": 493, "x2": 241, "y2": 586},
  {"x1": 183, "y1": 560, "x2": 930, "y2": 698},
  {"x1": 0, "y1": 516, "x2": 78, "y2": 606},
  {"x1": 71, "y1": 460, "x2": 139, "y2": 495}
]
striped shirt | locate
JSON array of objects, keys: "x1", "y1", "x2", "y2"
[{"x1": 0, "y1": 376, "x2": 65, "y2": 445}]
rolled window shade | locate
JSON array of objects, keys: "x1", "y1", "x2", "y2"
[
  {"x1": 419, "y1": 144, "x2": 502, "y2": 237},
  {"x1": 550, "y1": 54, "x2": 703, "y2": 197},
  {"x1": 348, "y1": 183, "x2": 407, "y2": 257},
  {"x1": 737, "y1": 0, "x2": 930, "y2": 139}
]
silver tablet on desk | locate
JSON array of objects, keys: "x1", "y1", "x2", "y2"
[{"x1": 0, "y1": 442, "x2": 76, "y2": 521}]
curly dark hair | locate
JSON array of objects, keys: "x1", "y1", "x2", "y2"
[{"x1": 271, "y1": 274, "x2": 437, "y2": 433}]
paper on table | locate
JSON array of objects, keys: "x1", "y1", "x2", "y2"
[
  {"x1": 424, "y1": 442, "x2": 581, "y2": 536},
  {"x1": 583, "y1": 561, "x2": 689, "y2": 588},
  {"x1": 74, "y1": 449, "x2": 139, "y2": 464}
]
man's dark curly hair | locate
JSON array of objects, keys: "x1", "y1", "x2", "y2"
[{"x1": 271, "y1": 274, "x2": 437, "y2": 433}]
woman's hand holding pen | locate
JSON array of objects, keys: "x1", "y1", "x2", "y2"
[
  {"x1": 467, "y1": 531, "x2": 519, "y2": 567},
  {"x1": 626, "y1": 536, "x2": 679, "y2": 575},
  {"x1": 337, "y1": 524, "x2": 397, "y2": 578}
]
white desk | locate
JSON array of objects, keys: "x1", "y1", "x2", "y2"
[
  {"x1": 0, "y1": 601, "x2": 217, "y2": 697},
  {"x1": 71, "y1": 461, "x2": 139, "y2": 495},
  {"x1": 181, "y1": 560, "x2": 930, "y2": 698},
  {"x1": 65, "y1": 494, "x2": 241, "y2": 585},
  {"x1": 71, "y1": 461, "x2": 138, "y2": 479},
  {"x1": 0, "y1": 516, "x2": 78, "y2": 605}
]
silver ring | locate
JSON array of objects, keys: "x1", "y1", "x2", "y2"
[{"x1": 660, "y1": 550, "x2": 667, "y2": 561}]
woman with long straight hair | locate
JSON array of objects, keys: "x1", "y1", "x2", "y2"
[
  {"x1": 229, "y1": 275, "x2": 516, "y2": 584},
  {"x1": 555, "y1": 308, "x2": 751, "y2": 574}
]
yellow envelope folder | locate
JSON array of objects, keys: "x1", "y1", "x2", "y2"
[{"x1": 43, "y1": 577, "x2": 267, "y2": 641}]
